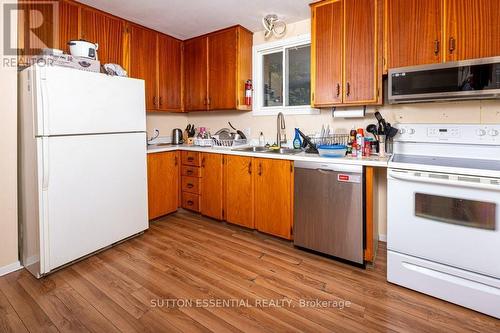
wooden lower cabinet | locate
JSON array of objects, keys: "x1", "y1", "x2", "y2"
[
  {"x1": 254, "y1": 158, "x2": 294, "y2": 240},
  {"x1": 147, "y1": 151, "x2": 179, "y2": 220},
  {"x1": 224, "y1": 155, "x2": 254, "y2": 229},
  {"x1": 200, "y1": 153, "x2": 224, "y2": 220}
]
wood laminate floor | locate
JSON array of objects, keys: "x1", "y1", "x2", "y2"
[{"x1": 1, "y1": 210, "x2": 499, "y2": 333}]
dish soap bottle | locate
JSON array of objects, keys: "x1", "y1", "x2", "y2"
[
  {"x1": 293, "y1": 128, "x2": 302, "y2": 149},
  {"x1": 259, "y1": 132, "x2": 265, "y2": 147}
]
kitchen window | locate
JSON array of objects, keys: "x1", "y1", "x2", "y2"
[{"x1": 253, "y1": 34, "x2": 318, "y2": 115}]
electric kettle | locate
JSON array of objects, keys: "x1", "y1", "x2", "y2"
[{"x1": 172, "y1": 128, "x2": 184, "y2": 144}]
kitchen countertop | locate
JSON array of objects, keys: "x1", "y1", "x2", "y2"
[{"x1": 147, "y1": 144, "x2": 390, "y2": 167}]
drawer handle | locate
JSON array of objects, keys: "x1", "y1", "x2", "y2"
[
  {"x1": 187, "y1": 200, "x2": 194, "y2": 206},
  {"x1": 187, "y1": 170, "x2": 193, "y2": 175},
  {"x1": 187, "y1": 183, "x2": 194, "y2": 189},
  {"x1": 187, "y1": 157, "x2": 194, "y2": 162},
  {"x1": 248, "y1": 161, "x2": 252, "y2": 174}
]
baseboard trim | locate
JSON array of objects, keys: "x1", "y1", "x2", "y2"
[
  {"x1": 379, "y1": 234, "x2": 387, "y2": 242},
  {"x1": 0, "y1": 261, "x2": 23, "y2": 277}
]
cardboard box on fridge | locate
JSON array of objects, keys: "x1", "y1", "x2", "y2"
[{"x1": 32, "y1": 54, "x2": 101, "y2": 73}]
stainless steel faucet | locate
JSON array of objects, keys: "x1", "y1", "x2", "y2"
[{"x1": 276, "y1": 112, "x2": 287, "y2": 147}]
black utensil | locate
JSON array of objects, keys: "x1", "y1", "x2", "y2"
[
  {"x1": 386, "y1": 124, "x2": 399, "y2": 138},
  {"x1": 189, "y1": 124, "x2": 196, "y2": 137},
  {"x1": 366, "y1": 124, "x2": 378, "y2": 139}
]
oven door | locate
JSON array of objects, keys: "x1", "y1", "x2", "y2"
[{"x1": 387, "y1": 168, "x2": 500, "y2": 278}]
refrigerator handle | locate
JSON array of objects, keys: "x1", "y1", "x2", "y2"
[
  {"x1": 40, "y1": 74, "x2": 49, "y2": 135},
  {"x1": 42, "y1": 137, "x2": 50, "y2": 190}
]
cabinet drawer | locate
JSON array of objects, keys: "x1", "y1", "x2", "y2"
[
  {"x1": 181, "y1": 165, "x2": 201, "y2": 177},
  {"x1": 181, "y1": 151, "x2": 201, "y2": 166},
  {"x1": 182, "y1": 192, "x2": 200, "y2": 212},
  {"x1": 181, "y1": 176, "x2": 200, "y2": 194}
]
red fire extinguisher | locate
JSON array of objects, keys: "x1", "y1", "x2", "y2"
[{"x1": 245, "y1": 80, "x2": 252, "y2": 106}]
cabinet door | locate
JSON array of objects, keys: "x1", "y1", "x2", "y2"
[
  {"x1": 184, "y1": 37, "x2": 208, "y2": 111},
  {"x1": 129, "y1": 25, "x2": 158, "y2": 111},
  {"x1": 225, "y1": 155, "x2": 254, "y2": 228},
  {"x1": 147, "y1": 151, "x2": 179, "y2": 220},
  {"x1": 387, "y1": 0, "x2": 441, "y2": 68},
  {"x1": 81, "y1": 8, "x2": 124, "y2": 65},
  {"x1": 254, "y1": 158, "x2": 292, "y2": 240},
  {"x1": 158, "y1": 34, "x2": 183, "y2": 111},
  {"x1": 344, "y1": 0, "x2": 377, "y2": 104},
  {"x1": 200, "y1": 153, "x2": 223, "y2": 220},
  {"x1": 59, "y1": 0, "x2": 80, "y2": 54},
  {"x1": 208, "y1": 29, "x2": 237, "y2": 110},
  {"x1": 312, "y1": 0, "x2": 343, "y2": 106},
  {"x1": 445, "y1": 0, "x2": 500, "y2": 61}
]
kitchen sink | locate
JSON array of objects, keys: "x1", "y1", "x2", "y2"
[
  {"x1": 268, "y1": 148, "x2": 302, "y2": 155},
  {"x1": 233, "y1": 146, "x2": 273, "y2": 153}
]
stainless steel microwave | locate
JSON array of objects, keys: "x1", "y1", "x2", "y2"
[{"x1": 388, "y1": 57, "x2": 500, "y2": 104}]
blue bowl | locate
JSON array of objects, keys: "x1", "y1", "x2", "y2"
[{"x1": 317, "y1": 145, "x2": 347, "y2": 158}]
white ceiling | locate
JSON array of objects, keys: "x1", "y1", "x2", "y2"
[{"x1": 78, "y1": 0, "x2": 312, "y2": 40}]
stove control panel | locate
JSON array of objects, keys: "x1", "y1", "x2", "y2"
[{"x1": 394, "y1": 124, "x2": 500, "y2": 145}]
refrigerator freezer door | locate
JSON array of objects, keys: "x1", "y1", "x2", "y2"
[
  {"x1": 39, "y1": 132, "x2": 148, "y2": 273},
  {"x1": 33, "y1": 65, "x2": 146, "y2": 136}
]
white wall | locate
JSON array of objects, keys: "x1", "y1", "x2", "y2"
[{"x1": 0, "y1": 0, "x2": 19, "y2": 272}]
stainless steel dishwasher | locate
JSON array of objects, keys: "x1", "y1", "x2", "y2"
[{"x1": 293, "y1": 161, "x2": 364, "y2": 265}]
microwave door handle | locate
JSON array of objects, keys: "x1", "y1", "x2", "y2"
[{"x1": 389, "y1": 170, "x2": 500, "y2": 192}]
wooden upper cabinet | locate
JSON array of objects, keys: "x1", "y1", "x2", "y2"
[
  {"x1": 80, "y1": 8, "x2": 124, "y2": 65},
  {"x1": 344, "y1": 0, "x2": 378, "y2": 104},
  {"x1": 184, "y1": 37, "x2": 208, "y2": 111},
  {"x1": 147, "y1": 151, "x2": 179, "y2": 220},
  {"x1": 311, "y1": 0, "x2": 343, "y2": 106},
  {"x1": 184, "y1": 26, "x2": 252, "y2": 112},
  {"x1": 208, "y1": 29, "x2": 237, "y2": 110},
  {"x1": 58, "y1": 0, "x2": 80, "y2": 53},
  {"x1": 129, "y1": 25, "x2": 158, "y2": 110},
  {"x1": 311, "y1": 0, "x2": 382, "y2": 107},
  {"x1": 445, "y1": 0, "x2": 500, "y2": 61},
  {"x1": 254, "y1": 158, "x2": 293, "y2": 240},
  {"x1": 200, "y1": 153, "x2": 224, "y2": 220},
  {"x1": 387, "y1": 0, "x2": 441, "y2": 68},
  {"x1": 157, "y1": 34, "x2": 183, "y2": 111},
  {"x1": 225, "y1": 155, "x2": 254, "y2": 229}
]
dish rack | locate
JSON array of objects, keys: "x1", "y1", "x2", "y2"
[
  {"x1": 193, "y1": 137, "x2": 247, "y2": 149},
  {"x1": 308, "y1": 134, "x2": 350, "y2": 147},
  {"x1": 212, "y1": 138, "x2": 247, "y2": 149}
]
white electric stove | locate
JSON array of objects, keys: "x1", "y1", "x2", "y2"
[{"x1": 387, "y1": 124, "x2": 500, "y2": 319}]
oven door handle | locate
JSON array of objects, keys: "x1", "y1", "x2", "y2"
[{"x1": 388, "y1": 170, "x2": 500, "y2": 192}]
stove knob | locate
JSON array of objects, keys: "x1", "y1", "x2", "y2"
[
  {"x1": 399, "y1": 128, "x2": 406, "y2": 135},
  {"x1": 407, "y1": 128, "x2": 415, "y2": 135},
  {"x1": 489, "y1": 129, "x2": 499, "y2": 137},
  {"x1": 476, "y1": 129, "x2": 487, "y2": 137}
]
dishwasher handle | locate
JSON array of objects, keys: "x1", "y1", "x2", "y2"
[{"x1": 294, "y1": 160, "x2": 362, "y2": 174}]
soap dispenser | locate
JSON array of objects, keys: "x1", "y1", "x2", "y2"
[{"x1": 293, "y1": 128, "x2": 302, "y2": 149}]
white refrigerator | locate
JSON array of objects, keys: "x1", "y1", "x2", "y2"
[{"x1": 19, "y1": 64, "x2": 149, "y2": 278}]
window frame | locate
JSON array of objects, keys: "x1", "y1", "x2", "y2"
[{"x1": 252, "y1": 34, "x2": 319, "y2": 116}]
